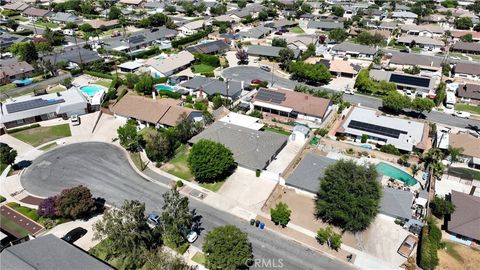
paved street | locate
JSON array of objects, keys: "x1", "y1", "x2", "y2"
[
  {"x1": 222, "y1": 66, "x2": 480, "y2": 130},
  {"x1": 21, "y1": 142, "x2": 355, "y2": 270}
]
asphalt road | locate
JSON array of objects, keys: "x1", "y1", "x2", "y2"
[
  {"x1": 222, "y1": 66, "x2": 480, "y2": 130},
  {"x1": 21, "y1": 142, "x2": 354, "y2": 270}
]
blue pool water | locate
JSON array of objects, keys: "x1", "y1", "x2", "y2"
[
  {"x1": 80, "y1": 85, "x2": 104, "y2": 96},
  {"x1": 13, "y1": 78, "x2": 33, "y2": 86},
  {"x1": 155, "y1": 84, "x2": 175, "y2": 92},
  {"x1": 360, "y1": 144, "x2": 372, "y2": 149},
  {"x1": 376, "y1": 162, "x2": 417, "y2": 186}
]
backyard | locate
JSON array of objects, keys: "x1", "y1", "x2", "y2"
[
  {"x1": 448, "y1": 167, "x2": 480, "y2": 180},
  {"x1": 454, "y1": 103, "x2": 480, "y2": 115},
  {"x1": 10, "y1": 124, "x2": 71, "y2": 147},
  {"x1": 263, "y1": 126, "x2": 291, "y2": 136},
  {"x1": 438, "y1": 241, "x2": 480, "y2": 270},
  {"x1": 192, "y1": 64, "x2": 215, "y2": 74},
  {"x1": 289, "y1": 26, "x2": 304, "y2": 33}
]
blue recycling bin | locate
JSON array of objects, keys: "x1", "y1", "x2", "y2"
[{"x1": 259, "y1": 223, "x2": 265, "y2": 230}]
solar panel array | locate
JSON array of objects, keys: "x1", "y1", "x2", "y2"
[
  {"x1": 347, "y1": 120, "x2": 407, "y2": 139},
  {"x1": 255, "y1": 89, "x2": 286, "y2": 104},
  {"x1": 390, "y1": 74, "x2": 430, "y2": 88},
  {"x1": 6, "y1": 98, "x2": 65, "y2": 114},
  {"x1": 129, "y1": 35, "x2": 146, "y2": 44}
]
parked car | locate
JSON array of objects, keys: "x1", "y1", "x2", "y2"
[
  {"x1": 70, "y1": 115, "x2": 80, "y2": 126},
  {"x1": 453, "y1": 111, "x2": 471, "y2": 119},
  {"x1": 397, "y1": 235, "x2": 418, "y2": 257},
  {"x1": 279, "y1": 28, "x2": 289, "y2": 33},
  {"x1": 147, "y1": 213, "x2": 161, "y2": 227},
  {"x1": 251, "y1": 79, "x2": 262, "y2": 85},
  {"x1": 274, "y1": 31, "x2": 283, "y2": 35},
  {"x1": 344, "y1": 88, "x2": 355, "y2": 95},
  {"x1": 186, "y1": 230, "x2": 198, "y2": 243},
  {"x1": 260, "y1": 65, "x2": 271, "y2": 72},
  {"x1": 61, "y1": 227, "x2": 87, "y2": 243}
]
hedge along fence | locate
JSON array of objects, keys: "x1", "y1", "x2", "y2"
[
  {"x1": 131, "y1": 47, "x2": 160, "y2": 59},
  {"x1": 172, "y1": 29, "x2": 211, "y2": 48},
  {"x1": 84, "y1": 70, "x2": 114, "y2": 80},
  {"x1": 158, "y1": 90, "x2": 181, "y2": 99},
  {"x1": 8, "y1": 124, "x2": 41, "y2": 133},
  {"x1": 418, "y1": 218, "x2": 442, "y2": 270}
]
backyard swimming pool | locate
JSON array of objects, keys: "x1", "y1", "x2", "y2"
[
  {"x1": 376, "y1": 162, "x2": 417, "y2": 186},
  {"x1": 80, "y1": 84, "x2": 105, "y2": 96},
  {"x1": 155, "y1": 84, "x2": 175, "y2": 92}
]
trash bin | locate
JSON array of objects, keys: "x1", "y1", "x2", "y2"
[
  {"x1": 255, "y1": 220, "x2": 260, "y2": 227},
  {"x1": 259, "y1": 223, "x2": 265, "y2": 230},
  {"x1": 250, "y1": 219, "x2": 255, "y2": 226}
]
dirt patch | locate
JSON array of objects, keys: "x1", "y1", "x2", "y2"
[{"x1": 438, "y1": 242, "x2": 480, "y2": 270}]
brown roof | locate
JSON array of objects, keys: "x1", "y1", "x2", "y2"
[
  {"x1": 455, "y1": 63, "x2": 480, "y2": 76},
  {"x1": 253, "y1": 88, "x2": 332, "y2": 118},
  {"x1": 0, "y1": 61, "x2": 34, "y2": 79},
  {"x1": 448, "y1": 190, "x2": 480, "y2": 241},
  {"x1": 329, "y1": 59, "x2": 358, "y2": 75},
  {"x1": 111, "y1": 94, "x2": 197, "y2": 126},
  {"x1": 457, "y1": 84, "x2": 480, "y2": 101},
  {"x1": 451, "y1": 41, "x2": 480, "y2": 53},
  {"x1": 449, "y1": 133, "x2": 480, "y2": 158},
  {"x1": 451, "y1": 31, "x2": 480, "y2": 40},
  {"x1": 22, "y1": 7, "x2": 50, "y2": 17}
]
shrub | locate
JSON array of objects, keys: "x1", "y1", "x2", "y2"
[
  {"x1": 430, "y1": 196, "x2": 455, "y2": 218},
  {"x1": 380, "y1": 144, "x2": 401, "y2": 156},
  {"x1": 37, "y1": 196, "x2": 58, "y2": 218},
  {"x1": 172, "y1": 30, "x2": 211, "y2": 48},
  {"x1": 418, "y1": 218, "x2": 441, "y2": 270},
  {"x1": 270, "y1": 202, "x2": 291, "y2": 227},
  {"x1": 176, "y1": 180, "x2": 184, "y2": 188},
  {"x1": 316, "y1": 226, "x2": 342, "y2": 250},
  {"x1": 0, "y1": 195, "x2": 5, "y2": 203},
  {"x1": 361, "y1": 134, "x2": 368, "y2": 143},
  {"x1": 56, "y1": 185, "x2": 96, "y2": 219},
  {"x1": 202, "y1": 71, "x2": 215, "y2": 77},
  {"x1": 158, "y1": 90, "x2": 182, "y2": 99},
  {"x1": 248, "y1": 110, "x2": 263, "y2": 119},
  {"x1": 188, "y1": 139, "x2": 235, "y2": 182},
  {"x1": 84, "y1": 70, "x2": 114, "y2": 80},
  {"x1": 8, "y1": 124, "x2": 41, "y2": 133},
  {"x1": 315, "y1": 128, "x2": 328, "y2": 137}
]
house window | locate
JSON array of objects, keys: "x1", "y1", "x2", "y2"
[{"x1": 16, "y1": 119, "x2": 25, "y2": 124}]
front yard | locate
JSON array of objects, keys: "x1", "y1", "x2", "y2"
[
  {"x1": 33, "y1": 21, "x2": 60, "y2": 29},
  {"x1": 10, "y1": 124, "x2": 71, "y2": 147},
  {"x1": 454, "y1": 103, "x2": 480, "y2": 115},
  {"x1": 192, "y1": 64, "x2": 215, "y2": 74},
  {"x1": 162, "y1": 146, "x2": 194, "y2": 181},
  {"x1": 289, "y1": 26, "x2": 305, "y2": 33}
]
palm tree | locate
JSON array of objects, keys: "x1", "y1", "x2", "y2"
[
  {"x1": 448, "y1": 146, "x2": 464, "y2": 163},
  {"x1": 411, "y1": 164, "x2": 420, "y2": 177}
]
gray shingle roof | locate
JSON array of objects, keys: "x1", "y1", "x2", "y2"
[
  {"x1": 307, "y1": 20, "x2": 344, "y2": 30},
  {"x1": 332, "y1": 42, "x2": 377, "y2": 55},
  {"x1": 449, "y1": 190, "x2": 480, "y2": 241},
  {"x1": 189, "y1": 122, "x2": 288, "y2": 170},
  {"x1": 102, "y1": 27, "x2": 176, "y2": 50},
  {"x1": 380, "y1": 187, "x2": 414, "y2": 220},
  {"x1": 41, "y1": 47, "x2": 101, "y2": 65},
  {"x1": 389, "y1": 52, "x2": 442, "y2": 68},
  {"x1": 186, "y1": 40, "x2": 230, "y2": 54},
  {"x1": 247, "y1": 45, "x2": 301, "y2": 58},
  {"x1": 0, "y1": 235, "x2": 113, "y2": 270},
  {"x1": 286, "y1": 153, "x2": 336, "y2": 193},
  {"x1": 180, "y1": 77, "x2": 244, "y2": 98}
]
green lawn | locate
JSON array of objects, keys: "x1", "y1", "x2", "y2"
[
  {"x1": 34, "y1": 21, "x2": 59, "y2": 28},
  {"x1": 199, "y1": 181, "x2": 225, "y2": 192},
  {"x1": 0, "y1": 214, "x2": 30, "y2": 238},
  {"x1": 6, "y1": 202, "x2": 40, "y2": 221},
  {"x1": 164, "y1": 148, "x2": 194, "y2": 181},
  {"x1": 39, "y1": 142, "x2": 58, "y2": 151},
  {"x1": 263, "y1": 126, "x2": 291, "y2": 136},
  {"x1": 192, "y1": 64, "x2": 215, "y2": 73},
  {"x1": 448, "y1": 167, "x2": 480, "y2": 180},
  {"x1": 455, "y1": 103, "x2": 480, "y2": 115},
  {"x1": 10, "y1": 124, "x2": 71, "y2": 147},
  {"x1": 95, "y1": 80, "x2": 112, "y2": 88},
  {"x1": 90, "y1": 239, "x2": 126, "y2": 270},
  {"x1": 191, "y1": 252, "x2": 206, "y2": 265},
  {"x1": 289, "y1": 26, "x2": 304, "y2": 33}
]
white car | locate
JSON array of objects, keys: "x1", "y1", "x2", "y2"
[
  {"x1": 70, "y1": 115, "x2": 80, "y2": 126},
  {"x1": 186, "y1": 230, "x2": 198, "y2": 243},
  {"x1": 260, "y1": 65, "x2": 271, "y2": 72},
  {"x1": 344, "y1": 88, "x2": 355, "y2": 95},
  {"x1": 453, "y1": 111, "x2": 471, "y2": 119}
]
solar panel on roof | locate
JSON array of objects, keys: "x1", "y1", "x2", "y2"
[
  {"x1": 255, "y1": 89, "x2": 286, "y2": 104},
  {"x1": 5, "y1": 98, "x2": 65, "y2": 114},
  {"x1": 347, "y1": 120, "x2": 407, "y2": 139},
  {"x1": 390, "y1": 74, "x2": 430, "y2": 88}
]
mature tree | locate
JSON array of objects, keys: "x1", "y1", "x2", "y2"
[
  {"x1": 430, "y1": 196, "x2": 455, "y2": 218},
  {"x1": 237, "y1": 0, "x2": 247, "y2": 8},
  {"x1": 454, "y1": 17, "x2": 473, "y2": 30},
  {"x1": 188, "y1": 139, "x2": 235, "y2": 182},
  {"x1": 56, "y1": 185, "x2": 96, "y2": 219},
  {"x1": 404, "y1": 65, "x2": 421, "y2": 75},
  {"x1": 37, "y1": 196, "x2": 58, "y2": 218},
  {"x1": 411, "y1": 97, "x2": 435, "y2": 115},
  {"x1": 143, "y1": 248, "x2": 193, "y2": 270},
  {"x1": 0, "y1": 145, "x2": 17, "y2": 165},
  {"x1": 203, "y1": 225, "x2": 252, "y2": 270},
  {"x1": 210, "y1": 4, "x2": 227, "y2": 16},
  {"x1": 272, "y1": 38, "x2": 287, "y2": 47},
  {"x1": 258, "y1": 9, "x2": 269, "y2": 21},
  {"x1": 435, "y1": 82, "x2": 447, "y2": 105},
  {"x1": 270, "y1": 202, "x2": 291, "y2": 227},
  {"x1": 161, "y1": 187, "x2": 192, "y2": 247},
  {"x1": 165, "y1": 5, "x2": 176, "y2": 13},
  {"x1": 124, "y1": 73, "x2": 139, "y2": 89},
  {"x1": 460, "y1": 33, "x2": 473, "y2": 42},
  {"x1": 411, "y1": 164, "x2": 420, "y2": 176},
  {"x1": 288, "y1": 61, "x2": 331, "y2": 84},
  {"x1": 236, "y1": 49, "x2": 248, "y2": 64},
  {"x1": 79, "y1": 23, "x2": 94, "y2": 32},
  {"x1": 355, "y1": 32, "x2": 385, "y2": 46},
  {"x1": 447, "y1": 146, "x2": 463, "y2": 162},
  {"x1": 315, "y1": 160, "x2": 382, "y2": 232},
  {"x1": 117, "y1": 120, "x2": 140, "y2": 151},
  {"x1": 175, "y1": 113, "x2": 198, "y2": 143},
  {"x1": 43, "y1": 27, "x2": 65, "y2": 46},
  {"x1": 134, "y1": 74, "x2": 155, "y2": 95},
  {"x1": 145, "y1": 130, "x2": 172, "y2": 162},
  {"x1": 331, "y1": 5, "x2": 345, "y2": 17},
  {"x1": 316, "y1": 226, "x2": 342, "y2": 250},
  {"x1": 212, "y1": 95, "x2": 224, "y2": 110},
  {"x1": 108, "y1": 5, "x2": 122, "y2": 20},
  {"x1": 441, "y1": 0, "x2": 458, "y2": 8},
  {"x1": 6, "y1": 19, "x2": 19, "y2": 31},
  {"x1": 94, "y1": 200, "x2": 158, "y2": 269},
  {"x1": 382, "y1": 91, "x2": 411, "y2": 113},
  {"x1": 328, "y1": 28, "x2": 348, "y2": 43},
  {"x1": 279, "y1": 48, "x2": 295, "y2": 68},
  {"x1": 9, "y1": 42, "x2": 38, "y2": 63},
  {"x1": 35, "y1": 41, "x2": 53, "y2": 54},
  {"x1": 467, "y1": 0, "x2": 480, "y2": 13}
]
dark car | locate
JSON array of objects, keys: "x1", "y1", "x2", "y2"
[
  {"x1": 279, "y1": 28, "x2": 289, "y2": 33},
  {"x1": 61, "y1": 227, "x2": 87, "y2": 243},
  {"x1": 274, "y1": 31, "x2": 283, "y2": 35}
]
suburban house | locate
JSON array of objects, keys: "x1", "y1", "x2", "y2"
[
  {"x1": 451, "y1": 31, "x2": 480, "y2": 42},
  {"x1": 388, "y1": 52, "x2": 443, "y2": 72},
  {"x1": 2, "y1": 2, "x2": 30, "y2": 12},
  {"x1": 41, "y1": 47, "x2": 102, "y2": 67},
  {"x1": 111, "y1": 94, "x2": 202, "y2": 129},
  {"x1": 238, "y1": 25, "x2": 272, "y2": 40},
  {"x1": 219, "y1": 112, "x2": 264, "y2": 130},
  {"x1": 252, "y1": 88, "x2": 333, "y2": 126},
  {"x1": 331, "y1": 42, "x2": 377, "y2": 60},
  {"x1": 456, "y1": 83, "x2": 480, "y2": 104},
  {"x1": 186, "y1": 39, "x2": 230, "y2": 54},
  {"x1": 285, "y1": 153, "x2": 336, "y2": 193},
  {"x1": 380, "y1": 187, "x2": 415, "y2": 221},
  {"x1": 189, "y1": 121, "x2": 288, "y2": 171},
  {"x1": 178, "y1": 20, "x2": 208, "y2": 36},
  {"x1": 102, "y1": 27, "x2": 177, "y2": 52},
  {"x1": 399, "y1": 24, "x2": 444, "y2": 38},
  {"x1": 378, "y1": 21, "x2": 398, "y2": 31},
  {"x1": 49, "y1": 12, "x2": 82, "y2": 25},
  {"x1": 265, "y1": 19, "x2": 298, "y2": 30},
  {"x1": 451, "y1": 41, "x2": 480, "y2": 55},
  {"x1": 319, "y1": 59, "x2": 360, "y2": 78},
  {"x1": 396, "y1": 35, "x2": 444, "y2": 52},
  {"x1": 145, "y1": 51, "x2": 194, "y2": 77},
  {"x1": 0, "y1": 32, "x2": 29, "y2": 49},
  {"x1": 306, "y1": 20, "x2": 344, "y2": 31},
  {"x1": 454, "y1": 62, "x2": 480, "y2": 81},
  {"x1": 119, "y1": 0, "x2": 145, "y2": 6},
  {"x1": 180, "y1": 76, "x2": 245, "y2": 100},
  {"x1": 449, "y1": 132, "x2": 480, "y2": 169},
  {"x1": 0, "y1": 235, "x2": 113, "y2": 270},
  {"x1": 369, "y1": 69, "x2": 439, "y2": 95},
  {"x1": 284, "y1": 35, "x2": 318, "y2": 51},
  {"x1": 246, "y1": 45, "x2": 301, "y2": 59},
  {"x1": 0, "y1": 60, "x2": 34, "y2": 85},
  {"x1": 447, "y1": 191, "x2": 480, "y2": 243},
  {"x1": 391, "y1": 11, "x2": 418, "y2": 24},
  {"x1": 21, "y1": 7, "x2": 51, "y2": 20},
  {"x1": 0, "y1": 89, "x2": 88, "y2": 129},
  {"x1": 336, "y1": 106, "x2": 429, "y2": 152}
]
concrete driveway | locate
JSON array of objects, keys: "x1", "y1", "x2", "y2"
[
  {"x1": 325, "y1": 77, "x2": 355, "y2": 92},
  {"x1": 267, "y1": 140, "x2": 304, "y2": 175}
]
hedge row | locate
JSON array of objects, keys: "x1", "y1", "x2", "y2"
[
  {"x1": 8, "y1": 124, "x2": 41, "y2": 134},
  {"x1": 172, "y1": 29, "x2": 211, "y2": 48},
  {"x1": 84, "y1": 70, "x2": 114, "y2": 80},
  {"x1": 418, "y1": 218, "x2": 441, "y2": 270},
  {"x1": 158, "y1": 90, "x2": 181, "y2": 99},
  {"x1": 132, "y1": 47, "x2": 160, "y2": 59}
]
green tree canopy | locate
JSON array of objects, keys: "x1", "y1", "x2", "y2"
[
  {"x1": 272, "y1": 38, "x2": 287, "y2": 47},
  {"x1": 108, "y1": 5, "x2": 122, "y2": 20},
  {"x1": 382, "y1": 91, "x2": 411, "y2": 113},
  {"x1": 434, "y1": 82, "x2": 447, "y2": 105},
  {"x1": 316, "y1": 225, "x2": 342, "y2": 250},
  {"x1": 117, "y1": 120, "x2": 140, "y2": 151},
  {"x1": 454, "y1": 17, "x2": 473, "y2": 30},
  {"x1": 355, "y1": 32, "x2": 385, "y2": 46},
  {"x1": 460, "y1": 33, "x2": 473, "y2": 42},
  {"x1": 188, "y1": 139, "x2": 235, "y2": 182},
  {"x1": 0, "y1": 145, "x2": 17, "y2": 165},
  {"x1": 43, "y1": 27, "x2": 65, "y2": 46},
  {"x1": 9, "y1": 41, "x2": 38, "y2": 63},
  {"x1": 288, "y1": 61, "x2": 331, "y2": 84},
  {"x1": 411, "y1": 97, "x2": 435, "y2": 115},
  {"x1": 143, "y1": 248, "x2": 193, "y2": 270},
  {"x1": 134, "y1": 74, "x2": 155, "y2": 95},
  {"x1": 331, "y1": 5, "x2": 345, "y2": 17},
  {"x1": 145, "y1": 130, "x2": 173, "y2": 162},
  {"x1": 270, "y1": 202, "x2": 291, "y2": 227},
  {"x1": 203, "y1": 225, "x2": 252, "y2": 270},
  {"x1": 237, "y1": 0, "x2": 247, "y2": 8},
  {"x1": 161, "y1": 187, "x2": 192, "y2": 247},
  {"x1": 328, "y1": 28, "x2": 348, "y2": 43},
  {"x1": 316, "y1": 160, "x2": 382, "y2": 232},
  {"x1": 430, "y1": 196, "x2": 455, "y2": 218},
  {"x1": 56, "y1": 185, "x2": 96, "y2": 219},
  {"x1": 279, "y1": 47, "x2": 295, "y2": 68}
]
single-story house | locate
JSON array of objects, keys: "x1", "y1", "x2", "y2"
[
  {"x1": 0, "y1": 60, "x2": 34, "y2": 84},
  {"x1": 447, "y1": 190, "x2": 480, "y2": 243},
  {"x1": 186, "y1": 39, "x2": 230, "y2": 54},
  {"x1": 252, "y1": 88, "x2": 333, "y2": 126},
  {"x1": 451, "y1": 41, "x2": 480, "y2": 55},
  {"x1": 145, "y1": 51, "x2": 194, "y2": 77},
  {"x1": 451, "y1": 31, "x2": 480, "y2": 42},
  {"x1": 319, "y1": 59, "x2": 360, "y2": 78},
  {"x1": 0, "y1": 32, "x2": 29, "y2": 49},
  {"x1": 41, "y1": 47, "x2": 102, "y2": 67},
  {"x1": 0, "y1": 89, "x2": 88, "y2": 129},
  {"x1": 180, "y1": 76, "x2": 245, "y2": 100},
  {"x1": 391, "y1": 11, "x2": 418, "y2": 24},
  {"x1": 454, "y1": 62, "x2": 480, "y2": 81},
  {"x1": 456, "y1": 83, "x2": 480, "y2": 104},
  {"x1": 49, "y1": 12, "x2": 82, "y2": 24},
  {"x1": 117, "y1": 61, "x2": 144, "y2": 73},
  {"x1": 378, "y1": 21, "x2": 398, "y2": 31},
  {"x1": 102, "y1": 27, "x2": 177, "y2": 51},
  {"x1": 219, "y1": 112, "x2": 264, "y2": 130},
  {"x1": 111, "y1": 95, "x2": 202, "y2": 129},
  {"x1": 285, "y1": 153, "x2": 336, "y2": 193},
  {"x1": 331, "y1": 42, "x2": 377, "y2": 60},
  {"x1": 0, "y1": 235, "x2": 113, "y2": 270},
  {"x1": 178, "y1": 19, "x2": 207, "y2": 36},
  {"x1": 265, "y1": 19, "x2": 298, "y2": 30},
  {"x1": 380, "y1": 187, "x2": 414, "y2": 220},
  {"x1": 246, "y1": 45, "x2": 301, "y2": 59},
  {"x1": 400, "y1": 24, "x2": 444, "y2": 38},
  {"x1": 238, "y1": 25, "x2": 272, "y2": 39},
  {"x1": 88, "y1": 19, "x2": 119, "y2": 30},
  {"x1": 369, "y1": 69, "x2": 439, "y2": 94},
  {"x1": 306, "y1": 20, "x2": 344, "y2": 31},
  {"x1": 388, "y1": 52, "x2": 442, "y2": 72},
  {"x1": 21, "y1": 7, "x2": 51, "y2": 19},
  {"x1": 396, "y1": 35, "x2": 444, "y2": 52},
  {"x1": 189, "y1": 121, "x2": 288, "y2": 170},
  {"x1": 336, "y1": 106, "x2": 429, "y2": 152},
  {"x1": 449, "y1": 132, "x2": 480, "y2": 169},
  {"x1": 2, "y1": 2, "x2": 30, "y2": 12},
  {"x1": 284, "y1": 35, "x2": 317, "y2": 51}
]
